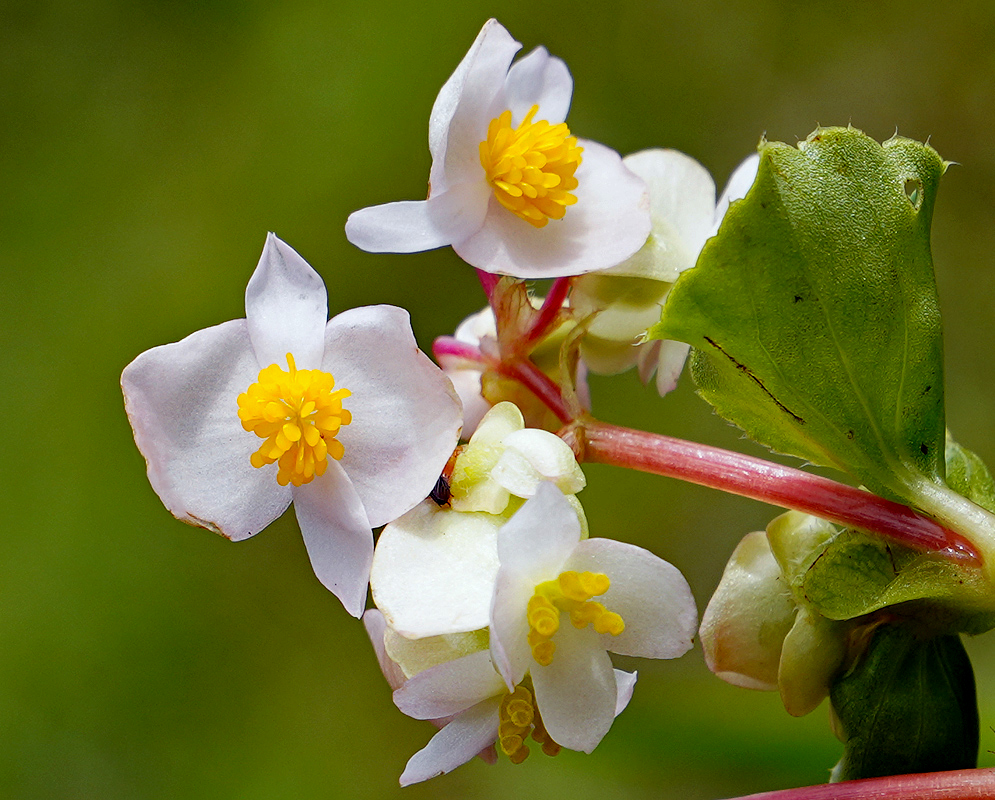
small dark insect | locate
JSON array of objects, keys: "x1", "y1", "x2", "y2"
[{"x1": 429, "y1": 447, "x2": 462, "y2": 507}]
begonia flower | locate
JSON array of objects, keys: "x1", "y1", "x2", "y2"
[
  {"x1": 365, "y1": 609, "x2": 637, "y2": 785},
  {"x1": 699, "y1": 515, "x2": 849, "y2": 717},
  {"x1": 572, "y1": 149, "x2": 759, "y2": 393},
  {"x1": 345, "y1": 19, "x2": 651, "y2": 278},
  {"x1": 489, "y1": 482, "x2": 697, "y2": 752},
  {"x1": 122, "y1": 233, "x2": 462, "y2": 616},
  {"x1": 371, "y1": 402, "x2": 586, "y2": 637}
]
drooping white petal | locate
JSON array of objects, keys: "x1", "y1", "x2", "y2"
[
  {"x1": 699, "y1": 531, "x2": 797, "y2": 691},
  {"x1": 371, "y1": 501, "x2": 502, "y2": 637},
  {"x1": 564, "y1": 538, "x2": 697, "y2": 660},
  {"x1": 293, "y1": 459, "x2": 373, "y2": 617},
  {"x1": 363, "y1": 610, "x2": 408, "y2": 691},
  {"x1": 244, "y1": 233, "x2": 327, "y2": 371},
  {"x1": 437, "y1": 20, "x2": 522, "y2": 191},
  {"x1": 490, "y1": 483, "x2": 582, "y2": 687},
  {"x1": 531, "y1": 623, "x2": 617, "y2": 753},
  {"x1": 399, "y1": 697, "x2": 502, "y2": 786},
  {"x1": 491, "y1": 428, "x2": 586, "y2": 497},
  {"x1": 714, "y1": 152, "x2": 760, "y2": 227},
  {"x1": 393, "y1": 650, "x2": 505, "y2": 720},
  {"x1": 502, "y1": 46, "x2": 572, "y2": 124},
  {"x1": 122, "y1": 318, "x2": 292, "y2": 541},
  {"x1": 613, "y1": 669, "x2": 638, "y2": 716},
  {"x1": 456, "y1": 140, "x2": 651, "y2": 278},
  {"x1": 344, "y1": 184, "x2": 490, "y2": 255},
  {"x1": 646, "y1": 339, "x2": 691, "y2": 397},
  {"x1": 322, "y1": 305, "x2": 462, "y2": 527}
]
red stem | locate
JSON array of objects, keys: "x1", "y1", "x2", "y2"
[
  {"x1": 475, "y1": 268, "x2": 500, "y2": 301},
  {"x1": 499, "y1": 358, "x2": 573, "y2": 424},
  {"x1": 722, "y1": 768, "x2": 995, "y2": 800},
  {"x1": 524, "y1": 276, "x2": 571, "y2": 347},
  {"x1": 582, "y1": 421, "x2": 979, "y2": 562}
]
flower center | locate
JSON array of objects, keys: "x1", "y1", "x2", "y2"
[
  {"x1": 526, "y1": 571, "x2": 625, "y2": 666},
  {"x1": 498, "y1": 682, "x2": 561, "y2": 763},
  {"x1": 237, "y1": 353, "x2": 352, "y2": 487},
  {"x1": 479, "y1": 104, "x2": 583, "y2": 229}
]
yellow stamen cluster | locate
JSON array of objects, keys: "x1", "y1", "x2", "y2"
[
  {"x1": 479, "y1": 104, "x2": 583, "y2": 228},
  {"x1": 527, "y1": 571, "x2": 625, "y2": 666},
  {"x1": 236, "y1": 353, "x2": 352, "y2": 487},
  {"x1": 498, "y1": 683, "x2": 561, "y2": 764}
]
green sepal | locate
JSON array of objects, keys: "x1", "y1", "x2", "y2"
[
  {"x1": 652, "y1": 127, "x2": 947, "y2": 504},
  {"x1": 829, "y1": 624, "x2": 978, "y2": 781}
]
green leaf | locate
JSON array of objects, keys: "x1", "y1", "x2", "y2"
[
  {"x1": 830, "y1": 624, "x2": 978, "y2": 780},
  {"x1": 946, "y1": 435, "x2": 995, "y2": 514},
  {"x1": 651, "y1": 127, "x2": 947, "y2": 504}
]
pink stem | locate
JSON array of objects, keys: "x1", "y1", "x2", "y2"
[
  {"x1": 432, "y1": 336, "x2": 485, "y2": 365},
  {"x1": 524, "y1": 276, "x2": 572, "y2": 347},
  {"x1": 475, "y1": 269, "x2": 500, "y2": 302},
  {"x1": 498, "y1": 358, "x2": 573, "y2": 424},
  {"x1": 723, "y1": 769, "x2": 995, "y2": 800},
  {"x1": 583, "y1": 421, "x2": 979, "y2": 562}
]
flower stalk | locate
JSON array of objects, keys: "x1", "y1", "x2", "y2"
[
  {"x1": 580, "y1": 421, "x2": 979, "y2": 562},
  {"x1": 723, "y1": 768, "x2": 995, "y2": 800}
]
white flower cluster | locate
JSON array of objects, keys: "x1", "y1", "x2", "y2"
[{"x1": 122, "y1": 16, "x2": 762, "y2": 785}]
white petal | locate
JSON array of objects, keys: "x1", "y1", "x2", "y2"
[
  {"x1": 652, "y1": 340, "x2": 691, "y2": 397},
  {"x1": 362, "y1": 610, "x2": 408, "y2": 691},
  {"x1": 429, "y1": 19, "x2": 520, "y2": 194},
  {"x1": 714, "y1": 152, "x2": 760, "y2": 227},
  {"x1": 613, "y1": 669, "x2": 638, "y2": 716},
  {"x1": 503, "y1": 46, "x2": 572, "y2": 124},
  {"x1": 394, "y1": 650, "x2": 505, "y2": 720},
  {"x1": 698, "y1": 531, "x2": 797, "y2": 691},
  {"x1": 399, "y1": 697, "x2": 501, "y2": 786},
  {"x1": 531, "y1": 623, "x2": 616, "y2": 753},
  {"x1": 445, "y1": 368, "x2": 491, "y2": 437},
  {"x1": 455, "y1": 140, "x2": 651, "y2": 278},
  {"x1": 371, "y1": 502, "x2": 502, "y2": 637},
  {"x1": 491, "y1": 428, "x2": 586, "y2": 497},
  {"x1": 496, "y1": 482, "x2": 581, "y2": 586},
  {"x1": 122, "y1": 318, "x2": 292, "y2": 541},
  {"x1": 322, "y1": 305, "x2": 462, "y2": 527},
  {"x1": 244, "y1": 233, "x2": 327, "y2": 370},
  {"x1": 622, "y1": 149, "x2": 717, "y2": 265},
  {"x1": 344, "y1": 184, "x2": 489, "y2": 255},
  {"x1": 490, "y1": 483, "x2": 581, "y2": 687},
  {"x1": 564, "y1": 538, "x2": 697, "y2": 660},
  {"x1": 293, "y1": 460, "x2": 373, "y2": 617}
]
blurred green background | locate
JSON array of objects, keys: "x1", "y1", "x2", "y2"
[{"x1": 5, "y1": 0, "x2": 995, "y2": 797}]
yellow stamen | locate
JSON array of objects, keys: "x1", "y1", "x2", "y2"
[
  {"x1": 479, "y1": 104, "x2": 583, "y2": 228},
  {"x1": 237, "y1": 353, "x2": 351, "y2": 487},
  {"x1": 497, "y1": 681, "x2": 562, "y2": 764},
  {"x1": 526, "y1": 571, "x2": 625, "y2": 665}
]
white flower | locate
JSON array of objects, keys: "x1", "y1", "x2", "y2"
[
  {"x1": 365, "y1": 608, "x2": 637, "y2": 785},
  {"x1": 489, "y1": 482, "x2": 697, "y2": 752},
  {"x1": 345, "y1": 19, "x2": 650, "y2": 279},
  {"x1": 699, "y1": 516, "x2": 848, "y2": 717},
  {"x1": 572, "y1": 149, "x2": 759, "y2": 393},
  {"x1": 370, "y1": 402, "x2": 586, "y2": 637},
  {"x1": 121, "y1": 233, "x2": 462, "y2": 616}
]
